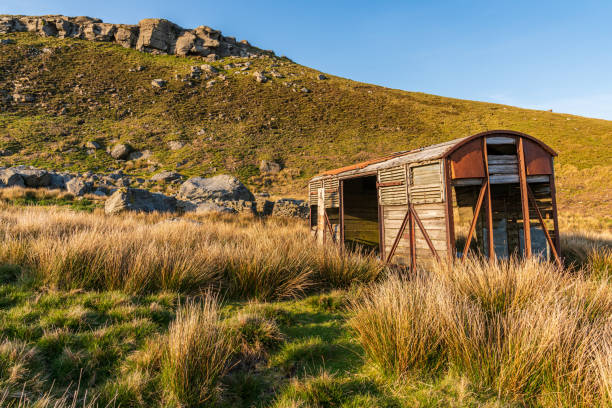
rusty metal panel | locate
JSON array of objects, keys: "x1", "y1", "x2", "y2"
[
  {"x1": 449, "y1": 138, "x2": 485, "y2": 179},
  {"x1": 523, "y1": 139, "x2": 553, "y2": 175}
]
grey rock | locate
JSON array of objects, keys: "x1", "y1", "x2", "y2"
[
  {"x1": 66, "y1": 178, "x2": 92, "y2": 196},
  {"x1": 178, "y1": 174, "x2": 254, "y2": 203},
  {"x1": 0, "y1": 169, "x2": 25, "y2": 187},
  {"x1": 200, "y1": 64, "x2": 218, "y2": 73},
  {"x1": 316, "y1": 74, "x2": 328, "y2": 80},
  {"x1": 259, "y1": 160, "x2": 281, "y2": 174},
  {"x1": 167, "y1": 140, "x2": 184, "y2": 150},
  {"x1": 49, "y1": 172, "x2": 70, "y2": 189},
  {"x1": 151, "y1": 171, "x2": 183, "y2": 183},
  {"x1": 255, "y1": 197, "x2": 274, "y2": 216},
  {"x1": 110, "y1": 143, "x2": 132, "y2": 160},
  {"x1": 128, "y1": 149, "x2": 151, "y2": 161},
  {"x1": 85, "y1": 140, "x2": 101, "y2": 149},
  {"x1": 178, "y1": 200, "x2": 236, "y2": 214},
  {"x1": 253, "y1": 71, "x2": 267, "y2": 83},
  {"x1": 17, "y1": 169, "x2": 51, "y2": 187},
  {"x1": 272, "y1": 198, "x2": 309, "y2": 218},
  {"x1": 151, "y1": 78, "x2": 167, "y2": 88},
  {"x1": 105, "y1": 188, "x2": 177, "y2": 215}
]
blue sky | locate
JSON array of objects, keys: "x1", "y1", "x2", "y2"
[{"x1": 4, "y1": 1, "x2": 612, "y2": 120}]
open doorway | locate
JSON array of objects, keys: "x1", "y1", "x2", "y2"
[{"x1": 342, "y1": 176, "x2": 380, "y2": 253}]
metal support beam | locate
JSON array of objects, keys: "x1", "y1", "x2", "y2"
[
  {"x1": 462, "y1": 180, "x2": 487, "y2": 261},
  {"x1": 527, "y1": 186, "x2": 562, "y2": 267},
  {"x1": 517, "y1": 138, "x2": 532, "y2": 258}
]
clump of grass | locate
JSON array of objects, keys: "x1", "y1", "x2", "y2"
[
  {"x1": 349, "y1": 273, "x2": 444, "y2": 376},
  {"x1": 349, "y1": 258, "x2": 612, "y2": 406},
  {"x1": 0, "y1": 207, "x2": 382, "y2": 300},
  {"x1": 161, "y1": 295, "x2": 233, "y2": 407}
]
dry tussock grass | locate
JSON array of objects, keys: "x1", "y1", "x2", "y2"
[
  {"x1": 350, "y1": 257, "x2": 612, "y2": 407},
  {"x1": 0, "y1": 206, "x2": 383, "y2": 300}
]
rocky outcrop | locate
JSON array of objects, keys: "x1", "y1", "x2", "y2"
[
  {"x1": 259, "y1": 160, "x2": 281, "y2": 174},
  {"x1": 178, "y1": 175, "x2": 254, "y2": 203},
  {"x1": 105, "y1": 188, "x2": 177, "y2": 214},
  {"x1": 110, "y1": 143, "x2": 132, "y2": 160},
  {"x1": 0, "y1": 15, "x2": 270, "y2": 59}
]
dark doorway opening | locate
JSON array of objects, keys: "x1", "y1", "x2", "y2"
[{"x1": 342, "y1": 176, "x2": 380, "y2": 253}]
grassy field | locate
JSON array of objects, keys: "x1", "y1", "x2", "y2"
[
  {"x1": 0, "y1": 202, "x2": 608, "y2": 407},
  {"x1": 0, "y1": 32, "x2": 611, "y2": 219}
]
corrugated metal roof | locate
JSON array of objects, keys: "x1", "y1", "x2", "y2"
[
  {"x1": 310, "y1": 130, "x2": 557, "y2": 182},
  {"x1": 312, "y1": 136, "x2": 469, "y2": 181}
]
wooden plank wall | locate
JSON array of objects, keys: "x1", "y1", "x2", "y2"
[{"x1": 383, "y1": 160, "x2": 448, "y2": 267}]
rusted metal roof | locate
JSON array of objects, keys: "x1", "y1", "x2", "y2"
[{"x1": 310, "y1": 130, "x2": 556, "y2": 181}]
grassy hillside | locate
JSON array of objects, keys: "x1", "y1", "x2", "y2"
[{"x1": 0, "y1": 32, "x2": 610, "y2": 218}]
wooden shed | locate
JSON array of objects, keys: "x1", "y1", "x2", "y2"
[{"x1": 308, "y1": 130, "x2": 561, "y2": 267}]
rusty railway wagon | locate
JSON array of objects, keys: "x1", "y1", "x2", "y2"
[{"x1": 308, "y1": 130, "x2": 561, "y2": 268}]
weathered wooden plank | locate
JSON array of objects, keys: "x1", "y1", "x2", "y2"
[
  {"x1": 488, "y1": 164, "x2": 518, "y2": 174},
  {"x1": 487, "y1": 155, "x2": 517, "y2": 164},
  {"x1": 487, "y1": 136, "x2": 515, "y2": 145}
]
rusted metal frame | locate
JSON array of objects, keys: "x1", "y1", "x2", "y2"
[
  {"x1": 517, "y1": 137, "x2": 532, "y2": 258},
  {"x1": 549, "y1": 161, "x2": 561, "y2": 256},
  {"x1": 482, "y1": 137, "x2": 495, "y2": 259},
  {"x1": 339, "y1": 179, "x2": 345, "y2": 249},
  {"x1": 462, "y1": 180, "x2": 487, "y2": 261},
  {"x1": 527, "y1": 185, "x2": 562, "y2": 267},
  {"x1": 409, "y1": 209, "x2": 416, "y2": 271},
  {"x1": 385, "y1": 209, "x2": 410, "y2": 264},
  {"x1": 409, "y1": 203, "x2": 441, "y2": 261},
  {"x1": 377, "y1": 181, "x2": 404, "y2": 188},
  {"x1": 444, "y1": 159, "x2": 456, "y2": 260},
  {"x1": 324, "y1": 210, "x2": 336, "y2": 244}
]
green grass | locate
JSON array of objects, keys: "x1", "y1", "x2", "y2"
[
  {"x1": 0, "y1": 32, "x2": 610, "y2": 217},
  {"x1": 0, "y1": 274, "x2": 512, "y2": 407}
]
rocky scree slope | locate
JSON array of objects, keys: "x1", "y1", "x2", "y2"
[{"x1": 0, "y1": 16, "x2": 610, "y2": 215}]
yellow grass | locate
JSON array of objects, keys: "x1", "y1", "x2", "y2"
[{"x1": 0, "y1": 206, "x2": 383, "y2": 300}]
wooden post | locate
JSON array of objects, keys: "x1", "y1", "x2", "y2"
[
  {"x1": 339, "y1": 179, "x2": 345, "y2": 248},
  {"x1": 317, "y1": 187, "x2": 325, "y2": 245},
  {"x1": 444, "y1": 159, "x2": 456, "y2": 260},
  {"x1": 409, "y1": 208, "x2": 416, "y2": 271},
  {"x1": 482, "y1": 137, "x2": 495, "y2": 259},
  {"x1": 517, "y1": 138, "x2": 532, "y2": 258}
]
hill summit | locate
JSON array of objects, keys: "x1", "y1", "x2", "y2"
[{"x1": 0, "y1": 14, "x2": 270, "y2": 59}]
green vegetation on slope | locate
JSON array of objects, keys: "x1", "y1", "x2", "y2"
[{"x1": 0, "y1": 32, "x2": 611, "y2": 217}]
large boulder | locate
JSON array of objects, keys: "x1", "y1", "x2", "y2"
[
  {"x1": 177, "y1": 200, "x2": 236, "y2": 214},
  {"x1": 136, "y1": 18, "x2": 182, "y2": 54},
  {"x1": 16, "y1": 168, "x2": 51, "y2": 187},
  {"x1": 105, "y1": 188, "x2": 177, "y2": 215},
  {"x1": 272, "y1": 199, "x2": 309, "y2": 218},
  {"x1": 66, "y1": 178, "x2": 92, "y2": 196},
  {"x1": 0, "y1": 169, "x2": 25, "y2": 187},
  {"x1": 178, "y1": 175, "x2": 254, "y2": 203},
  {"x1": 110, "y1": 143, "x2": 132, "y2": 160},
  {"x1": 49, "y1": 172, "x2": 71, "y2": 189},
  {"x1": 259, "y1": 160, "x2": 281, "y2": 174}
]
